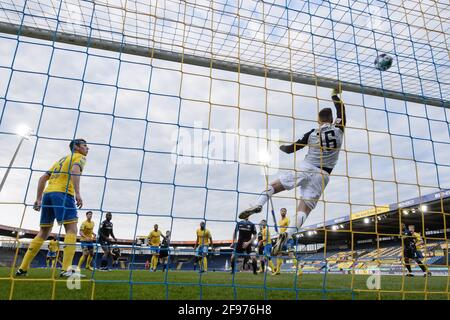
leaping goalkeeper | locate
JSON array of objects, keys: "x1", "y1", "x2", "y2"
[{"x1": 239, "y1": 88, "x2": 346, "y2": 254}]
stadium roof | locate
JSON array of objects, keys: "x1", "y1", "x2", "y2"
[{"x1": 297, "y1": 189, "x2": 450, "y2": 245}]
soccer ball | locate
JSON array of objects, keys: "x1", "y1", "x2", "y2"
[{"x1": 374, "y1": 53, "x2": 393, "y2": 71}]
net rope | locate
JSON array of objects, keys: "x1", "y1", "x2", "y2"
[{"x1": 0, "y1": 0, "x2": 449, "y2": 300}]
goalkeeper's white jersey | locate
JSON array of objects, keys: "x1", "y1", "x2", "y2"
[{"x1": 304, "y1": 123, "x2": 344, "y2": 171}]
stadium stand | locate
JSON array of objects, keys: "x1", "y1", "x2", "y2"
[{"x1": 1, "y1": 190, "x2": 448, "y2": 275}]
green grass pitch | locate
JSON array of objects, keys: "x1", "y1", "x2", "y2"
[{"x1": 0, "y1": 267, "x2": 447, "y2": 300}]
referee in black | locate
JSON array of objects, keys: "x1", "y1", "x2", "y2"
[
  {"x1": 98, "y1": 212, "x2": 117, "y2": 271},
  {"x1": 230, "y1": 216, "x2": 258, "y2": 275},
  {"x1": 256, "y1": 227, "x2": 265, "y2": 272},
  {"x1": 159, "y1": 230, "x2": 171, "y2": 272}
]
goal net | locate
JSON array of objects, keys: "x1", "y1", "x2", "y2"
[{"x1": 0, "y1": 0, "x2": 448, "y2": 300}]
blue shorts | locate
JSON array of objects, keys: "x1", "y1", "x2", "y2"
[
  {"x1": 263, "y1": 244, "x2": 272, "y2": 257},
  {"x1": 47, "y1": 251, "x2": 56, "y2": 258},
  {"x1": 415, "y1": 250, "x2": 424, "y2": 259},
  {"x1": 40, "y1": 192, "x2": 78, "y2": 227},
  {"x1": 196, "y1": 245, "x2": 209, "y2": 257},
  {"x1": 81, "y1": 241, "x2": 94, "y2": 250},
  {"x1": 150, "y1": 246, "x2": 160, "y2": 254}
]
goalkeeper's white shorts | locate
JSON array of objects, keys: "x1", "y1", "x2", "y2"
[{"x1": 278, "y1": 161, "x2": 329, "y2": 210}]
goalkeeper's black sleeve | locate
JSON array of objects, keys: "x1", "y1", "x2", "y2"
[
  {"x1": 279, "y1": 129, "x2": 314, "y2": 154},
  {"x1": 332, "y1": 94, "x2": 346, "y2": 131}
]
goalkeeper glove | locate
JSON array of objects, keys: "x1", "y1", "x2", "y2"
[
  {"x1": 279, "y1": 144, "x2": 291, "y2": 153},
  {"x1": 332, "y1": 87, "x2": 342, "y2": 96}
]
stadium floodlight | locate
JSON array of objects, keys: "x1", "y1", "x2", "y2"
[
  {"x1": 331, "y1": 225, "x2": 338, "y2": 231},
  {"x1": 258, "y1": 149, "x2": 278, "y2": 231},
  {"x1": 421, "y1": 205, "x2": 428, "y2": 212},
  {"x1": 402, "y1": 210, "x2": 409, "y2": 215},
  {"x1": 412, "y1": 209, "x2": 417, "y2": 213},
  {"x1": 258, "y1": 149, "x2": 271, "y2": 165},
  {"x1": 0, "y1": 125, "x2": 33, "y2": 194},
  {"x1": 339, "y1": 225, "x2": 344, "y2": 229},
  {"x1": 307, "y1": 231, "x2": 313, "y2": 236},
  {"x1": 364, "y1": 218, "x2": 370, "y2": 224},
  {"x1": 15, "y1": 124, "x2": 32, "y2": 139}
]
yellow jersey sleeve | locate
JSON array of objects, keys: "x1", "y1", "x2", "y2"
[
  {"x1": 44, "y1": 152, "x2": 87, "y2": 196},
  {"x1": 157, "y1": 230, "x2": 162, "y2": 244},
  {"x1": 72, "y1": 153, "x2": 86, "y2": 172},
  {"x1": 47, "y1": 162, "x2": 58, "y2": 176}
]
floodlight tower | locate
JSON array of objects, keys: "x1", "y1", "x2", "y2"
[{"x1": 0, "y1": 124, "x2": 32, "y2": 193}]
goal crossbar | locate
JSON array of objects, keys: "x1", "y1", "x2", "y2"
[{"x1": 1, "y1": 21, "x2": 448, "y2": 108}]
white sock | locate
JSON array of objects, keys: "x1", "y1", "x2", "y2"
[
  {"x1": 287, "y1": 211, "x2": 307, "y2": 237},
  {"x1": 255, "y1": 185, "x2": 275, "y2": 207}
]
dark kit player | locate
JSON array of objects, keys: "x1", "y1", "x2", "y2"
[
  {"x1": 111, "y1": 245, "x2": 121, "y2": 269},
  {"x1": 230, "y1": 216, "x2": 258, "y2": 275},
  {"x1": 98, "y1": 212, "x2": 117, "y2": 271}
]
